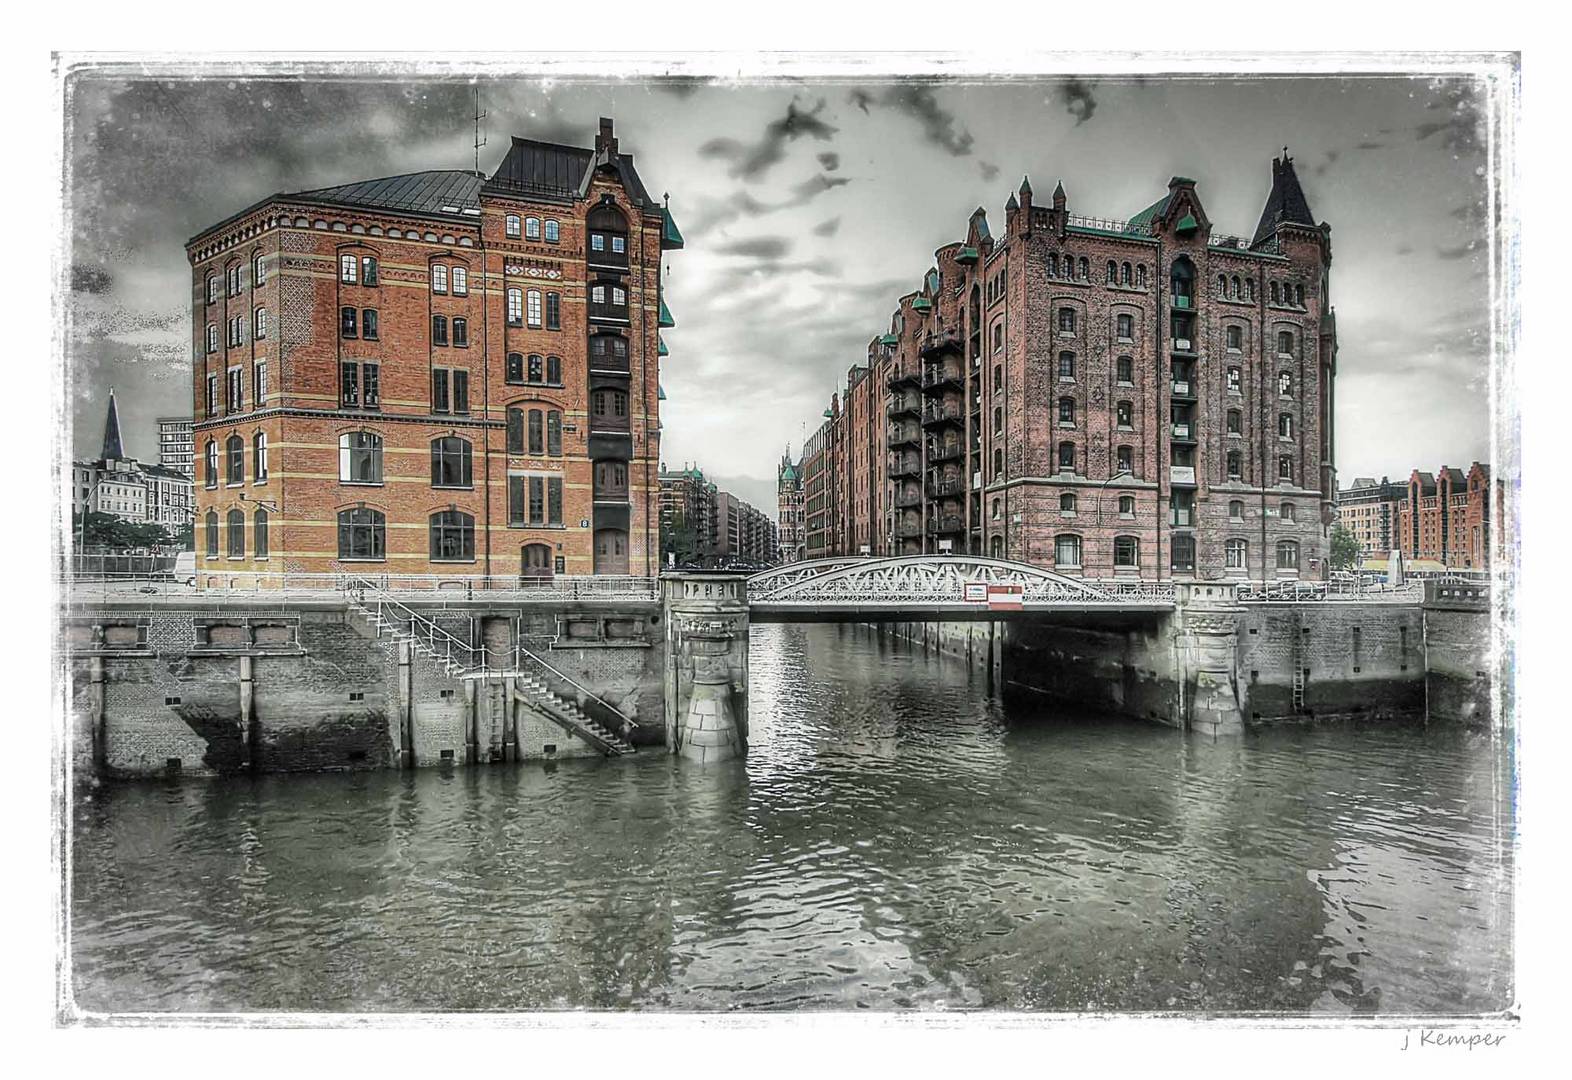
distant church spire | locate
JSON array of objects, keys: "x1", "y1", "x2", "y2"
[{"x1": 100, "y1": 387, "x2": 124, "y2": 462}]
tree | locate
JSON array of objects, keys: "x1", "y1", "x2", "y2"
[
  {"x1": 72, "y1": 510, "x2": 174, "y2": 552},
  {"x1": 660, "y1": 510, "x2": 702, "y2": 567},
  {"x1": 1329, "y1": 524, "x2": 1361, "y2": 572}
]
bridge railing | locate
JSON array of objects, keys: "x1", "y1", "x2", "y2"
[
  {"x1": 61, "y1": 572, "x2": 660, "y2": 603},
  {"x1": 1235, "y1": 578, "x2": 1426, "y2": 603}
]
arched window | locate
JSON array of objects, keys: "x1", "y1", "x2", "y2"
[
  {"x1": 1271, "y1": 281, "x2": 1281, "y2": 304},
  {"x1": 1057, "y1": 441, "x2": 1075, "y2": 471},
  {"x1": 253, "y1": 306, "x2": 267, "y2": 339},
  {"x1": 1060, "y1": 492, "x2": 1077, "y2": 513},
  {"x1": 253, "y1": 432, "x2": 268, "y2": 481},
  {"x1": 431, "y1": 264, "x2": 448, "y2": 294},
  {"x1": 339, "y1": 431, "x2": 383, "y2": 484},
  {"x1": 993, "y1": 364, "x2": 1003, "y2": 392},
  {"x1": 587, "y1": 203, "x2": 629, "y2": 266},
  {"x1": 1119, "y1": 494, "x2": 1135, "y2": 516},
  {"x1": 505, "y1": 215, "x2": 521, "y2": 239},
  {"x1": 1244, "y1": 278, "x2": 1254, "y2": 302},
  {"x1": 990, "y1": 535, "x2": 1003, "y2": 558},
  {"x1": 1107, "y1": 260, "x2": 1118, "y2": 284},
  {"x1": 1116, "y1": 401, "x2": 1133, "y2": 428},
  {"x1": 1054, "y1": 533, "x2": 1082, "y2": 568},
  {"x1": 991, "y1": 498, "x2": 1001, "y2": 521},
  {"x1": 204, "y1": 510, "x2": 218, "y2": 557},
  {"x1": 206, "y1": 273, "x2": 218, "y2": 305},
  {"x1": 1057, "y1": 396, "x2": 1076, "y2": 425},
  {"x1": 993, "y1": 447, "x2": 1004, "y2": 480},
  {"x1": 1077, "y1": 257, "x2": 1089, "y2": 280},
  {"x1": 1280, "y1": 502, "x2": 1297, "y2": 522},
  {"x1": 506, "y1": 287, "x2": 522, "y2": 325},
  {"x1": 1121, "y1": 262, "x2": 1132, "y2": 286},
  {"x1": 1226, "y1": 451, "x2": 1243, "y2": 479},
  {"x1": 1232, "y1": 275, "x2": 1242, "y2": 299},
  {"x1": 525, "y1": 217, "x2": 541, "y2": 241},
  {"x1": 1116, "y1": 445, "x2": 1134, "y2": 475},
  {"x1": 338, "y1": 508, "x2": 386, "y2": 561},
  {"x1": 522, "y1": 543, "x2": 554, "y2": 583},
  {"x1": 1278, "y1": 329, "x2": 1295, "y2": 354},
  {"x1": 452, "y1": 317, "x2": 468, "y2": 347},
  {"x1": 1229, "y1": 500, "x2": 1245, "y2": 521},
  {"x1": 528, "y1": 408, "x2": 544, "y2": 455},
  {"x1": 1058, "y1": 351, "x2": 1075, "y2": 378},
  {"x1": 360, "y1": 255, "x2": 378, "y2": 286},
  {"x1": 254, "y1": 509, "x2": 269, "y2": 559},
  {"x1": 225, "y1": 434, "x2": 244, "y2": 485},
  {"x1": 430, "y1": 510, "x2": 475, "y2": 562},
  {"x1": 1276, "y1": 540, "x2": 1300, "y2": 571},
  {"x1": 206, "y1": 324, "x2": 218, "y2": 353},
  {"x1": 1226, "y1": 538, "x2": 1248, "y2": 569},
  {"x1": 993, "y1": 406, "x2": 1003, "y2": 431},
  {"x1": 1116, "y1": 313, "x2": 1134, "y2": 340},
  {"x1": 1170, "y1": 256, "x2": 1195, "y2": 305},
  {"x1": 339, "y1": 253, "x2": 358, "y2": 284},
  {"x1": 1047, "y1": 253, "x2": 1058, "y2": 277},
  {"x1": 544, "y1": 219, "x2": 560, "y2": 243},
  {"x1": 1114, "y1": 535, "x2": 1139, "y2": 568},
  {"x1": 1136, "y1": 265, "x2": 1147, "y2": 289},
  {"x1": 1279, "y1": 413, "x2": 1294, "y2": 438},
  {"x1": 1227, "y1": 408, "x2": 1242, "y2": 435},
  {"x1": 1217, "y1": 273, "x2": 1228, "y2": 296},
  {"x1": 431, "y1": 436, "x2": 473, "y2": 488},
  {"x1": 452, "y1": 265, "x2": 468, "y2": 296},
  {"x1": 506, "y1": 352, "x2": 524, "y2": 384},
  {"x1": 204, "y1": 440, "x2": 217, "y2": 489},
  {"x1": 226, "y1": 509, "x2": 245, "y2": 558}
]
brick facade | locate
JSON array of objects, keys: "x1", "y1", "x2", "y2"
[
  {"x1": 188, "y1": 118, "x2": 680, "y2": 585},
  {"x1": 1397, "y1": 462, "x2": 1499, "y2": 570},
  {"x1": 794, "y1": 154, "x2": 1338, "y2": 581}
]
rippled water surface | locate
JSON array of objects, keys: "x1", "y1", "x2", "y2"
[{"x1": 70, "y1": 623, "x2": 1513, "y2": 1014}]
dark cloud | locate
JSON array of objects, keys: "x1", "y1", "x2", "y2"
[
  {"x1": 787, "y1": 173, "x2": 851, "y2": 202},
  {"x1": 1313, "y1": 149, "x2": 1340, "y2": 178},
  {"x1": 698, "y1": 97, "x2": 837, "y2": 180},
  {"x1": 652, "y1": 76, "x2": 711, "y2": 99},
  {"x1": 713, "y1": 236, "x2": 794, "y2": 260},
  {"x1": 1414, "y1": 78, "x2": 1486, "y2": 156},
  {"x1": 1396, "y1": 244, "x2": 1414, "y2": 256},
  {"x1": 817, "y1": 151, "x2": 840, "y2": 172},
  {"x1": 1354, "y1": 140, "x2": 1387, "y2": 150},
  {"x1": 71, "y1": 265, "x2": 113, "y2": 294},
  {"x1": 978, "y1": 160, "x2": 999, "y2": 181},
  {"x1": 812, "y1": 217, "x2": 841, "y2": 237},
  {"x1": 1059, "y1": 78, "x2": 1098, "y2": 125},
  {"x1": 685, "y1": 173, "x2": 850, "y2": 238},
  {"x1": 847, "y1": 84, "x2": 973, "y2": 156}
]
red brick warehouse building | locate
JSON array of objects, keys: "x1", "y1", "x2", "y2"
[
  {"x1": 801, "y1": 151, "x2": 1337, "y2": 581},
  {"x1": 185, "y1": 119, "x2": 681, "y2": 585}
]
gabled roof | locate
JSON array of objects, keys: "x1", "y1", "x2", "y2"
[
  {"x1": 1252, "y1": 153, "x2": 1317, "y2": 247},
  {"x1": 484, "y1": 138, "x2": 593, "y2": 201},
  {"x1": 1128, "y1": 193, "x2": 1171, "y2": 230},
  {"x1": 288, "y1": 170, "x2": 484, "y2": 217}
]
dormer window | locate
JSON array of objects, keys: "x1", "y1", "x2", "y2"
[
  {"x1": 1170, "y1": 256, "x2": 1195, "y2": 307},
  {"x1": 588, "y1": 203, "x2": 629, "y2": 267}
]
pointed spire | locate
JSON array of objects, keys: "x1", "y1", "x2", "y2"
[
  {"x1": 100, "y1": 387, "x2": 124, "y2": 462},
  {"x1": 1019, "y1": 174, "x2": 1033, "y2": 196},
  {"x1": 1252, "y1": 149, "x2": 1317, "y2": 247},
  {"x1": 1005, "y1": 191, "x2": 1019, "y2": 211}
]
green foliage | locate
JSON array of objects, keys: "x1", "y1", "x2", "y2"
[
  {"x1": 1329, "y1": 524, "x2": 1362, "y2": 571},
  {"x1": 73, "y1": 510, "x2": 175, "y2": 551},
  {"x1": 660, "y1": 510, "x2": 702, "y2": 566}
]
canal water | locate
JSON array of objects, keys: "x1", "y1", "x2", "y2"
[{"x1": 69, "y1": 623, "x2": 1513, "y2": 1015}]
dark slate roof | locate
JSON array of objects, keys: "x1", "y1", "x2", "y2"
[
  {"x1": 1443, "y1": 467, "x2": 1466, "y2": 486},
  {"x1": 1252, "y1": 155, "x2": 1317, "y2": 246},
  {"x1": 288, "y1": 170, "x2": 484, "y2": 217},
  {"x1": 1414, "y1": 471, "x2": 1437, "y2": 494},
  {"x1": 485, "y1": 138, "x2": 593, "y2": 200},
  {"x1": 101, "y1": 391, "x2": 124, "y2": 461}
]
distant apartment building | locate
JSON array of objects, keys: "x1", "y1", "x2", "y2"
[
  {"x1": 73, "y1": 390, "x2": 195, "y2": 537},
  {"x1": 1398, "y1": 463, "x2": 1497, "y2": 571},
  {"x1": 1334, "y1": 476, "x2": 1403, "y2": 560},
  {"x1": 786, "y1": 152, "x2": 1336, "y2": 580},
  {"x1": 158, "y1": 416, "x2": 195, "y2": 476},
  {"x1": 658, "y1": 463, "x2": 777, "y2": 565}
]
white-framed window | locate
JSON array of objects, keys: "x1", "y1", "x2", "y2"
[
  {"x1": 544, "y1": 219, "x2": 560, "y2": 243},
  {"x1": 1114, "y1": 536, "x2": 1139, "y2": 568},
  {"x1": 507, "y1": 288, "x2": 523, "y2": 326},
  {"x1": 1054, "y1": 533, "x2": 1082, "y2": 568},
  {"x1": 1276, "y1": 540, "x2": 1300, "y2": 570},
  {"x1": 525, "y1": 217, "x2": 541, "y2": 240},
  {"x1": 1226, "y1": 538, "x2": 1248, "y2": 568},
  {"x1": 206, "y1": 323, "x2": 218, "y2": 353},
  {"x1": 253, "y1": 254, "x2": 265, "y2": 287},
  {"x1": 505, "y1": 214, "x2": 521, "y2": 239},
  {"x1": 253, "y1": 432, "x2": 268, "y2": 481},
  {"x1": 339, "y1": 253, "x2": 357, "y2": 284},
  {"x1": 1227, "y1": 367, "x2": 1241, "y2": 394},
  {"x1": 527, "y1": 289, "x2": 542, "y2": 328},
  {"x1": 254, "y1": 306, "x2": 267, "y2": 340},
  {"x1": 452, "y1": 265, "x2": 467, "y2": 296},
  {"x1": 253, "y1": 360, "x2": 267, "y2": 405},
  {"x1": 339, "y1": 431, "x2": 383, "y2": 484},
  {"x1": 431, "y1": 264, "x2": 448, "y2": 294}
]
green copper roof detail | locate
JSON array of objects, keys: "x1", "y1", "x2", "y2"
[
  {"x1": 880, "y1": 333, "x2": 899, "y2": 346},
  {"x1": 822, "y1": 408, "x2": 833, "y2": 419},
  {"x1": 659, "y1": 298, "x2": 675, "y2": 327},
  {"x1": 658, "y1": 334, "x2": 669, "y2": 357},
  {"x1": 911, "y1": 296, "x2": 933, "y2": 311},
  {"x1": 1175, "y1": 212, "x2": 1199, "y2": 235},
  {"x1": 955, "y1": 246, "x2": 979, "y2": 264},
  {"x1": 1128, "y1": 193, "x2": 1170, "y2": 228},
  {"x1": 661, "y1": 205, "x2": 685, "y2": 249},
  {"x1": 657, "y1": 383, "x2": 667, "y2": 401}
]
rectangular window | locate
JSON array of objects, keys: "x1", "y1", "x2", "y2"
[
  {"x1": 452, "y1": 317, "x2": 468, "y2": 348},
  {"x1": 547, "y1": 355, "x2": 562, "y2": 384},
  {"x1": 507, "y1": 288, "x2": 522, "y2": 326},
  {"x1": 452, "y1": 370, "x2": 469, "y2": 415},
  {"x1": 527, "y1": 290, "x2": 542, "y2": 328},
  {"x1": 205, "y1": 374, "x2": 217, "y2": 418},
  {"x1": 506, "y1": 353, "x2": 523, "y2": 383},
  {"x1": 528, "y1": 409, "x2": 544, "y2": 455},
  {"x1": 362, "y1": 308, "x2": 378, "y2": 340},
  {"x1": 526, "y1": 217, "x2": 541, "y2": 240},
  {"x1": 505, "y1": 215, "x2": 520, "y2": 239},
  {"x1": 544, "y1": 219, "x2": 560, "y2": 243},
  {"x1": 611, "y1": 235, "x2": 626, "y2": 254},
  {"x1": 529, "y1": 476, "x2": 544, "y2": 523},
  {"x1": 1116, "y1": 314, "x2": 1133, "y2": 341},
  {"x1": 1227, "y1": 367, "x2": 1241, "y2": 394},
  {"x1": 363, "y1": 363, "x2": 379, "y2": 409},
  {"x1": 452, "y1": 266, "x2": 467, "y2": 296},
  {"x1": 341, "y1": 361, "x2": 359, "y2": 407},
  {"x1": 546, "y1": 292, "x2": 560, "y2": 330},
  {"x1": 253, "y1": 361, "x2": 267, "y2": 406},
  {"x1": 341, "y1": 306, "x2": 357, "y2": 338},
  {"x1": 431, "y1": 264, "x2": 447, "y2": 294},
  {"x1": 361, "y1": 256, "x2": 378, "y2": 286},
  {"x1": 432, "y1": 369, "x2": 450, "y2": 413},
  {"x1": 226, "y1": 368, "x2": 243, "y2": 413},
  {"x1": 546, "y1": 411, "x2": 561, "y2": 456},
  {"x1": 254, "y1": 307, "x2": 267, "y2": 339},
  {"x1": 432, "y1": 314, "x2": 448, "y2": 346},
  {"x1": 340, "y1": 254, "x2": 357, "y2": 284},
  {"x1": 548, "y1": 477, "x2": 562, "y2": 524},
  {"x1": 508, "y1": 474, "x2": 525, "y2": 525}
]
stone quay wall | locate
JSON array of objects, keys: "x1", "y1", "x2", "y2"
[{"x1": 64, "y1": 595, "x2": 665, "y2": 779}]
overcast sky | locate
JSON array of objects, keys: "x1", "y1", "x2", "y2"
[{"x1": 65, "y1": 71, "x2": 1492, "y2": 514}]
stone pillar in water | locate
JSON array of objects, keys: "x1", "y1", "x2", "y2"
[
  {"x1": 661, "y1": 573, "x2": 750, "y2": 762},
  {"x1": 1174, "y1": 582, "x2": 1244, "y2": 737}
]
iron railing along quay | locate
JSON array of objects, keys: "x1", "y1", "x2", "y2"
[{"x1": 63, "y1": 572, "x2": 661, "y2": 603}]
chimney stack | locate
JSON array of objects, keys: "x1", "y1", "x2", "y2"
[{"x1": 597, "y1": 117, "x2": 617, "y2": 154}]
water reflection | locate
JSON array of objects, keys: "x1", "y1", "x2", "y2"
[{"x1": 71, "y1": 623, "x2": 1511, "y2": 1014}]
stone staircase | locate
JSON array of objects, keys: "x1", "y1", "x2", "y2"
[{"x1": 344, "y1": 582, "x2": 636, "y2": 757}]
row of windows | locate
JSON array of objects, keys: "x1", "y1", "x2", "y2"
[
  {"x1": 339, "y1": 254, "x2": 379, "y2": 286},
  {"x1": 1042, "y1": 533, "x2": 1300, "y2": 571},
  {"x1": 206, "y1": 254, "x2": 267, "y2": 304},
  {"x1": 205, "y1": 308, "x2": 269, "y2": 353},
  {"x1": 429, "y1": 263, "x2": 468, "y2": 295},
  {"x1": 981, "y1": 440, "x2": 1299, "y2": 484},
  {"x1": 203, "y1": 433, "x2": 268, "y2": 488},
  {"x1": 1100, "y1": 261, "x2": 1149, "y2": 289},
  {"x1": 204, "y1": 508, "x2": 270, "y2": 558},
  {"x1": 506, "y1": 288, "x2": 562, "y2": 329},
  {"x1": 505, "y1": 215, "x2": 562, "y2": 243}
]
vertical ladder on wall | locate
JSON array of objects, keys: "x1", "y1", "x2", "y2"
[{"x1": 1291, "y1": 665, "x2": 1306, "y2": 711}]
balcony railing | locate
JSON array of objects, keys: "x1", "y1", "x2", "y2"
[
  {"x1": 926, "y1": 515, "x2": 965, "y2": 535},
  {"x1": 929, "y1": 443, "x2": 964, "y2": 464},
  {"x1": 921, "y1": 368, "x2": 964, "y2": 394},
  {"x1": 888, "y1": 370, "x2": 921, "y2": 391},
  {"x1": 1171, "y1": 380, "x2": 1192, "y2": 397},
  {"x1": 590, "y1": 415, "x2": 631, "y2": 434},
  {"x1": 1172, "y1": 338, "x2": 1194, "y2": 353},
  {"x1": 895, "y1": 521, "x2": 924, "y2": 539},
  {"x1": 922, "y1": 403, "x2": 964, "y2": 429},
  {"x1": 888, "y1": 393, "x2": 922, "y2": 418},
  {"x1": 888, "y1": 424, "x2": 921, "y2": 448},
  {"x1": 888, "y1": 455, "x2": 921, "y2": 479},
  {"x1": 1170, "y1": 466, "x2": 1197, "y2": 486},
  {"x1": 926, "y1": 476, "x2": 964, "y2": 498},
  {"x1": 918, "y1": 329, "x2": 964, "y2": 358},
  {"x1": 893, "y1": 490, "x2": 923, "y2": 509},
  {"x1": 1171, "y1": 422, "x2": 1193, "y2": 440}
]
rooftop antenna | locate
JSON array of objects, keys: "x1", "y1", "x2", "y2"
[{"x1": 472, "y1": 84, "x2": 488, "y2": 174}]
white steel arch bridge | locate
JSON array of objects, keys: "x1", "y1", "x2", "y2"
[{"x1": 745, "y1": 556, "x2": 1178, "y2": 622}]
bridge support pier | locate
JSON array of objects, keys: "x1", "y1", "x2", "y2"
[
  {"x1": 1174, "y1": 583, "x2": 1244, "y2": 737},
  {"x1": 662, "y1": 573, "x2": 750, "y2": 763}
]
